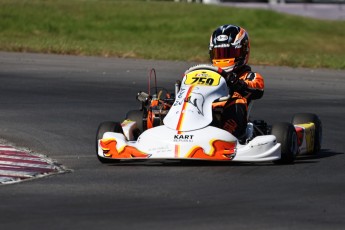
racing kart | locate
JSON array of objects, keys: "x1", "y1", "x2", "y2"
[{"x1": 96, "y1": 65, "x2": 322, "y2": 164}]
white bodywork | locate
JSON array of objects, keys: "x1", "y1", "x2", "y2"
[{"x1": 97, "y1": 67, "x2": 281, "y2": 162}]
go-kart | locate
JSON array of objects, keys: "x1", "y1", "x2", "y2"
[{"x1": 96, "y1": 65, "x2": 322, "y2": 164}]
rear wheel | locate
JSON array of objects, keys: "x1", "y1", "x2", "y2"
[
  {"x1": 272, "y1": 122, "x2": 298, "y2": 165},
  {"x1": 96, "y1": 121, "x2": 123, "y2": 163},
  {"x1": 292, "y1": 113, "x2": 322, "y2": 154}
]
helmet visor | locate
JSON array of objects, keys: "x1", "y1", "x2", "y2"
[{"x1": 211, "y1": 46, "x2": 241, "y2": 60}]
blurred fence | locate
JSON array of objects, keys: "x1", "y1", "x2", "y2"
[
  {"x1": 174, "y1": 0, "x2": 345, "y2": 3},
  {"x1": 220, "y1": 0, "x2": 345, "y2": 2}
]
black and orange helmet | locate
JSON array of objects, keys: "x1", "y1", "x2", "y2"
[{"x1": 209, "y1": 25, "x2": 250, "y2": 72}]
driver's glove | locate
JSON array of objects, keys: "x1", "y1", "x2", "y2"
[
  {"x1": 226, "y1": 72, "x2": 247, "y2": 93},
  {"x1": 226, "y1": 72, "x2": 238, "y2": 85}
]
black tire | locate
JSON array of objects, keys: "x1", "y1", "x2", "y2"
[
  {"x1": 292, "y1": 113, "x2": 322, "y2": 154},
  {"x1": 96, "y1": 121, "x2": 123, "y2": 163},
  {"x1": 272, "y1": 122, "x2": 298, "y2": 165},
  {"x1": 126, "y1": 110, "x2": 144, "y2": 139},
  {"x1": 126, "y1": 110, "x2": 144, "y2": 132}
]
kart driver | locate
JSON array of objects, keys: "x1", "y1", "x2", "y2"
[{"x1": 188, "y1": 24, "x2": 265, "y2": 141}]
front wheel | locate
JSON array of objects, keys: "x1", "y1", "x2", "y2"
[
  {"x1": 96, "y1": 121, "x2": 123, "y2": 163},
  {"x1": 271, "y1": 122, "x2": 298, "y2": 165},
  {"x1": 126, "y1": 110, "x2": 145, "y2": 140}
]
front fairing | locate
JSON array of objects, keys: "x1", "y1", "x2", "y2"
[{"x1": 164, "y1": 69, "x2": 228, "y2": 131}]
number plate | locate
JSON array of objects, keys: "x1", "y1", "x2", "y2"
[{"x1": 185, "y1": 70, "x2": 221, "y2": 86}]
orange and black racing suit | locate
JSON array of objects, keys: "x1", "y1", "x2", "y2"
[{"x1": 219, "y1": 65, "x2": 264, "y2": 140}]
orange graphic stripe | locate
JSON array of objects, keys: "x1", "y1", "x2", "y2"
[
  {"x1": 174, "y1": 144, "x2": 180, "y2": 158},
  {"x1": 100, "y1": 138, "x2": 149, "y2": 159},
  {"x1": 186, "y1": 139, "x2": 236, "y2": 160},
  {"x1": 176, "y1": 86, "x2": 194, "y2": 131}
]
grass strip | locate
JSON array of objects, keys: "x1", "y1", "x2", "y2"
[{"x1": 1, "y1": 0, "x2": 344, "y2": 69}]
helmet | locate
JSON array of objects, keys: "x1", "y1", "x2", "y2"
[{"x1": 209, "y1": 25, "x2": 250, "y2": 72}]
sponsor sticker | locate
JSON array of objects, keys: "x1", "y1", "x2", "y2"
[
  {"x1": 216, "y1": 35, "x2": 228, "y2": 42},
  {"x1": 174, "y1": 134, "x2": 194, "y2": 142}
]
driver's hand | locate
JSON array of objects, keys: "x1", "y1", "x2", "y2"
[
  {"x1": 226, "y1": 72, "x2": 247, "y2": 92},
  {"x1": 226, "y1": 72, "x2": 239, "y2": 85}
]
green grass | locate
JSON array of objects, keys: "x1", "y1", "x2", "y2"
[{"x1": 1, "y1": 0, "x2": 345, "y2": 69}]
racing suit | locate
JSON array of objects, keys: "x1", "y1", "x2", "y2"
[{"x1": 217, "y1": 65, "x2": 265, "y2": 140}]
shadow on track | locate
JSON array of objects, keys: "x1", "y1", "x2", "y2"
[{"x1": 296, "y1": 149, "x2": 344, "y2": 162}]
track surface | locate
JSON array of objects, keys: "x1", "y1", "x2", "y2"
[{"x1": 0, "y1": 52, "x2": 344, "y2": 229}]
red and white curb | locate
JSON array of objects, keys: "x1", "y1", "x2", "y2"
[{"x1": 0, "y1": 145, "x2": 69, "y2": 185}]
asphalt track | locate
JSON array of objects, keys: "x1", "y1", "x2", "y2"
[{"x1": 0, "y1": 52, "x2": 344, "y2": 229}]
